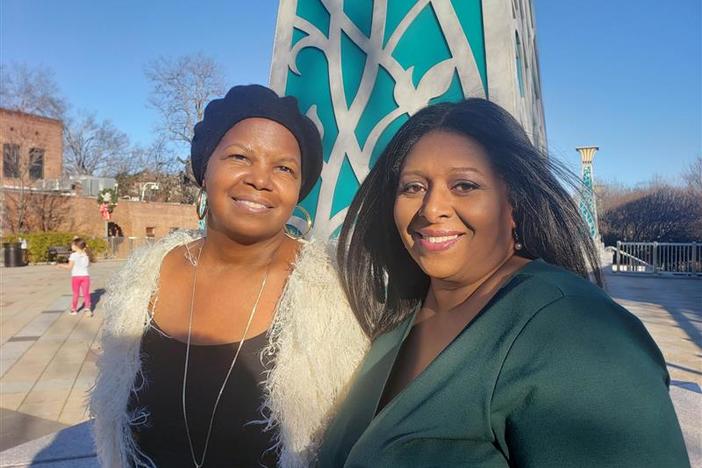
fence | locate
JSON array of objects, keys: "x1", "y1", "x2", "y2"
[
  {"x1": 103, "y1": 236, "x2": 159, "y2": 259},
  {"x1": 613, "y1": 241, "x2": 701, "y2": 277},
  {"x1": 101, "y1": 230, "x2": 202, "y2": 259}
]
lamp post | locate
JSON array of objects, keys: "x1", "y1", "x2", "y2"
[
  {"x1": 576, "y1": 146, "x2": 600, "y2": 241},
  {"x1": 140, "y1": 182, "x2": 160, "y2": 202}
]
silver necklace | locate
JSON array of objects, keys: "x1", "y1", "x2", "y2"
[{"x1": 182, "y1": 239, "x2": 270, "y2": 468}]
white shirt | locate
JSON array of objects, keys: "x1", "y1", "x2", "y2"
[{"x1": 69, "y1": 252, "x2": 90, "y2": 277}]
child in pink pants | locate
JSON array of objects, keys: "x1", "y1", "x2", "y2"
[{"x1": 59, "y1": 238, "x2": 92, "y2": 316}]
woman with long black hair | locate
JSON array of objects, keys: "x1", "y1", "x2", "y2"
[{"x1": 319, "y1": 98, "x2": 689, "y2": 467}]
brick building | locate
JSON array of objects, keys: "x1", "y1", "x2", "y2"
[
  {"x1": 0, "y1": 108, "x2": 63, "y2": 185},
  {"x1": 66, "y1": 196, "x2": 199, "y2": 239},
  {"x1": 1, "y1": 108, "x2": 198, "y2": 242}
]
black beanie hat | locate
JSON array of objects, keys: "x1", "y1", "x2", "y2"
[{"x1": 191, "y1": 84, "x2": 323, "y2": 200}]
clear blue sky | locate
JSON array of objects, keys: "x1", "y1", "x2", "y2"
[
  {"x1": 534, "y1": 0, "x2": 701, "y2": 185},
  {"x1": 2, "y1": 0, "x2": 700, "y2": 186}
]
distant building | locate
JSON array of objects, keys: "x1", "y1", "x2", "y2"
[
  {"x1": 0, "y1": 108, "x2": 198, "y2": 242},
  {"x1": 0, "y1": 108, "x2": 63, "y2": 186}
]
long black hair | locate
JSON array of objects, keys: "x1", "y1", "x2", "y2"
[{"x1": 337, "y1": 98, "x2": 601, "y2": 339}]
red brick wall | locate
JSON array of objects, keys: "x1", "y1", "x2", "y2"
[
  {"x1": 2, "y1": 191, "x2": 199, "y2": 238},
  {"x1": 0, "y1": 108, "x2": 63, "y2": 183},
  {"x1": 64, "y1": 196, "x2": 199, "y2": 237}
]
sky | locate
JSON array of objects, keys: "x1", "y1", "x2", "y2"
[
  {"x1": 1, "y1": 0, "x2": 700, "y2": 186},
  {"x1": 534, "y1": 0, "x2": 701, "y2": 185}
]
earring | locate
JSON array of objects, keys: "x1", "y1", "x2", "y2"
[
  {"x1": 513, "y1": 228, "x2": 523, "y2": 251},
  {"x1": 284, "y1": 205, "x2": 313, "y2": 239},
  {"x1": 196, "y1": 187, "x2": 208, "y2": 220}
]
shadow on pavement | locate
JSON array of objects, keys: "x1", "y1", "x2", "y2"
[
  {"x1": 89, "y1": 288, "x2": 107, "y2": 310},
  {"x1": 0, "y1": 408, "x2": 67, "y2": 452},
  {"x1": 0, "y1": 420, "x2": 97, "y2": 467},
  {"x1": 604, "y1": 273, "x2": 702, "y2": 349}
]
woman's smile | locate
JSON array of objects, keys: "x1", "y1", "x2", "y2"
[
  {"x1": 231, "y1": 196, "x2": 273, "y2": 213},
  {"x1": 412, "y1": 229, "x2": 465, "y2": 252}
]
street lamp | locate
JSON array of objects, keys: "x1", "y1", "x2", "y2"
[
  {"x1": 576, "y1": 146, "x2": 600, "y2": 241},
  {"x1": 140, "y1": 182, "x2": 160, "y2": 202}
]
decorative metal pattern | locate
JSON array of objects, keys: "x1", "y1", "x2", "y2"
[
  {"x1": 576, "y1": 146, "x2": 600, "y2": 239},
  {"x1": 271, "y1": 0, "x2": 487, "y2": 238}
]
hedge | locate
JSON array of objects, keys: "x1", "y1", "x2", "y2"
[{"x1": 1, "y1": 232, "x2": 108, "y2": 263}]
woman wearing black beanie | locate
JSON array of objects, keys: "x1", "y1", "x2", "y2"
[{"x1": 90, "y1": 85, "x2": 369, "y2": 468}]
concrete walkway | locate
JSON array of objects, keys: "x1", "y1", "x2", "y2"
[
  {"x1": 605, "y1": 272, "x2": 702, "y2": 388},
  {"x1": 0, "y1": 262, "x2": 699, "y2": 466},
  {"x1": 0, "y1": 261, "x2": 121, "y2": 455}
]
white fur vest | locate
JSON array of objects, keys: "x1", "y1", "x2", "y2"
[{"x1": 89, "y1": 231, "x2": 369, "y2": 467}]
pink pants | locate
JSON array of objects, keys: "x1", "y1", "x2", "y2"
[{"x1": 71, "y1": 276, "x2": 91, "y2": 311}]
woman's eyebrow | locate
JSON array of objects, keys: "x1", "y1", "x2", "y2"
[
  {"x1": 400, "y1": 167, "x2": 484, "y2": 177},
  {"x1": 274, "y1": 155, "x2": 301, "y2": 166},
  {"x1": 449, "y1": 166, "x2": 483, "y2": 175},
  {"x1": 219, "y1": 142, "x2": 255, "y2": 154},
  {"x1": 399, "y1": 169, "x2": 426, "y2": 178}
]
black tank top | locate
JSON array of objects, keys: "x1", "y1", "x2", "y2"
[{"x1": 128, "y1": 322, "x2": 277, "y2": 467}]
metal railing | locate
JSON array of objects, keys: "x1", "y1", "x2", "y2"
[
  {"x1": 103, "y1": 236, "x2": 159, "y2": 259},
  {"x1": 101, "y1": 230, "x2": 202, "y2": 259},
  {"x1": 613, "y1": 241, "x2": 701, "y2": 276}
]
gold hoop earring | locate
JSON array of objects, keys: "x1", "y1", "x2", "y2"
[
  {"x1": 196, "y1": 187, "x2": 208, "y2": 220},
  {"x1": 284, "y1": 205, "x2": 313, "y2": 239}
]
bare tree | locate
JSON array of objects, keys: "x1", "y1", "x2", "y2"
[
  {"x1": 0, "y1": 62, "x2": 67, "y2": 119},
  {"x1": 145, "y1": 52, "x2": 226, "y2": 147},
  {"x1": 134, "y1": 136, "x2": 180, "y2": 174},
  {"x1": 0, "y1": 63, "x2": 69, "y2": 234},
  {"x1": 144, "y1": 53, "x2": 224, "y2": 199},
  {"x1": 3, "y1": 189, "x2": 72, "y2": 234},
  {"x1": 2, "y1": 154, "x2": 32, "y2": 233},
  {"x1": 682, "y1": 156, "x2": 702, "y2": 195},
  {"x1": 115, "y1": 137, "x2": 196, "y2": 203},
  {"x1": 63, "y1": 112, "x2": 132, "y2": 176},
  {"x1": 600, "y1": 184, "x2": 701, "y2": 244}
]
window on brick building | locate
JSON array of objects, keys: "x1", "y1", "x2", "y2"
[
  {"x1": 3, "y1": 143, "x2": 20, "y2": 178},
  {"x1": 29, "y1": 148, "x2": 45, "y2": 180},
  {"x1": 145, "y1": 226, "x2": 156, "y2": 238}
]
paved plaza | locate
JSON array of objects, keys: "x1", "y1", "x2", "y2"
[
  {"x1": 0, "y1": 261, "x2": 120, "y2": 454},
  {"x1": 0, "y1": 261, "x2": 700, "y2": 466}
]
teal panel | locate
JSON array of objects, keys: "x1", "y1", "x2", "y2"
[
  {"x1": 355, "y1": 65, "x2": 397, "y2": 150},
  {"x1": 450, "y1": 0, "x2": 487, "y2": 95},
  {"x1": 383, "y1": 2, "x2": 415, "y2": 46},
  {"x1": 429, "y1": 70, "x2": 463, "y2": 105},
  {"x1": 291, "y1": 27, "x2": 308, "y2": 48},
  {"x1": 285, "y1": 47, "x2": 338, "y2": 163},
  {"x1": 296, "y1": 0, "x2": 330, "y2": 38},
  {"x1": 369, "y1": 113, "x2": 409, "y2": 167},
  {"x1": 579, "y1": 165, "x2": 597, "y2": 238},
  {"x1": 300, "y1": 177, "x2": 321, "y2": 220},
  {"x1": 331, "y1": 155, "x2": 360, "y2": 217},
  {"x1": 276, "y1": 1, "x2": 492, "y2": 235},
  {"x1": 330, "y1": 224, "x2": 343, "y2": 240},
  {"x1": 343, "y1": 0, "x2": 373, "y2": 38},
  {"x1": 515, "y1": 32, "x2": 525, "y2": 97},
  {"x1": 341, "y1": 31, "x2": 367, "y2": 107},
  {"x1": 392, "y1": 3, "x2": 452, "y2": 87}
]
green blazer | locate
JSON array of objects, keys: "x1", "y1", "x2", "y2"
[{"x1": 318, "y1": 260, "x2": 689, "y2": 467}]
